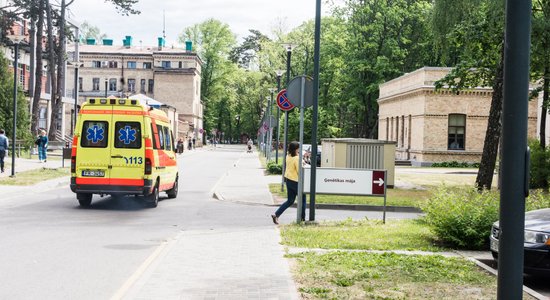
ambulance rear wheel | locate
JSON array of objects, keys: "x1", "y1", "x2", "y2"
[
  {"x1": 166, "y1": 177, "x2": 178, "y2": 199},
  {"x1": 145, "y1": 185, "x2": 159, "y2": 208},
  {"x1": 77, "y1": 193, "x2": 92, "y2": 207}
]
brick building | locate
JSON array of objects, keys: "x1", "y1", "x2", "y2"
[
  {"x1": 65, "y1": 37, "x2": 204, "y2": 143},
  {"x1": 377, "y1": 67, "x2": 538, "y2": 166}
]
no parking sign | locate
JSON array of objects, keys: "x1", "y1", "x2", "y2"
[{"x1": 276, "y1": 89, "x2": 295, "y2": 111}]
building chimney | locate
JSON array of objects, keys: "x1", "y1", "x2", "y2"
[
  {"x1": 185, "y1": 40, "x2": 192, "y2": 52},
  {"x1": 157, "y1": 37, "x2": 165, "y2": 50}
]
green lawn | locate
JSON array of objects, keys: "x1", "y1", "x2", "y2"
[
  {"x1": 269, "y1": 183, "x2": 431, "y2": 207},
  {"x1": 0, "y1": 168, "x2": 69, "y2": 185},
  {"x1": 290, "y1": 251, "x2": 501, "y2": 299},
  {"x1": 282, "y1": 219, "x2": 535, "y2": 299},
  {"x1": 281, "y1": 218, "x2": 444, "y2": 252}
]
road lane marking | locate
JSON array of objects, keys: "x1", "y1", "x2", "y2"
[{"x1": 110, "y1": 237, "x2": 171, "y2": 300}]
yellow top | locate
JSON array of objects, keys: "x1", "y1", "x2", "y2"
[{"x1": 284, "y1": 154, "x2": 300, "y2": 182}]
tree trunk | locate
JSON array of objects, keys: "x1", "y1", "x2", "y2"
[
  {"x1": 45, "y1": 0, "x2": 57, "y2": 140},
  {"x1": 49, "y1": 0, "x2": 67, "y2": 141},
  {"x1": 475, "y1": 48, "x2": 504, "y2": 190},
  {"x1": 31, "y1": 0, "x2": 44, "y2": 133},
  {"x1": 540, "y1": 65, "x2": 549, "y2": 148}
]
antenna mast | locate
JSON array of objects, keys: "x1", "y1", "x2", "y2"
[{"x1": 163, "y1": 10, "x2": 166, "y2": 41}]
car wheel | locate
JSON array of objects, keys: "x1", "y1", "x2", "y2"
[
  {"x1": 77, "y1": 193, "x2": 92, "y2": 207},
  {"x1": 166, "y1": 177, "x2": 178, "y2": 199},
  {"x1": 144, "y1": 184, "x2": 159, "y2": 208}
]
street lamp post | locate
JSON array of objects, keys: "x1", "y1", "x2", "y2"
[
  {"x1": 104, "y1": 78, "x2": 108, "y2": 98},
  {"x1": 275, "y1": 70, "x2": 285, "y2": 164},
  {"x1": 235, "y1": 115, "x2": 241, "y2": 143},
  {"x1": 268, "y1": 88, "x2": 277, "y2": 161},
  {"x1": 69, "y1": 61, "x2": 81, "y2": 136},
  {"x1": 7, "y1": 35, "x2": 25, "y2": 178},
  {"x1": 281, "y1": 43, "x2": 296, "y2": 191}
]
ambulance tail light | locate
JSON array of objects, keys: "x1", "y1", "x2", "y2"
[
  {"x1": 145, "y1": 158, "x2": 152, "y2": 175},
  {"x1": 71, "y1": 156, "x2": 76, "y2": 173}
]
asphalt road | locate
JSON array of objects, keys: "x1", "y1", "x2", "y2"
[
  {"x1": 0, "y1": 145, "x2": 414, "y2": 299},
  {"x1": 479, "y1": 259, "x2": 550, "y2": 298}
]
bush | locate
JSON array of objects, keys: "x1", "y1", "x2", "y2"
[
  {"x1": 422, "y1": 186, "x2": 499, "y2": 250},
  {"x1": 528, "y1": 139, "x2": 550, "y2": 189},
  {"x1": 423, "y1": 186, "x2": 550, "y2": 250},
  {"x1": 267, "y1": 161, "x2": 282, "y2": 175}
]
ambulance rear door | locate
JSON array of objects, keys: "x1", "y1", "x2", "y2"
[
  {"x1": 76, "y1": 105, "x2": 112, "y2": 186},
  {"x1": 109, "y1": 105, "x2": 145, "y2": 188}
]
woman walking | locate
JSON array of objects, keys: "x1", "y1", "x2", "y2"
[
  {"x1": 37, "y1": 130, "x2": 48, "y2": 162},
  {"x1": 271, "y1": 141, "x2": 306, "y2": 224}
]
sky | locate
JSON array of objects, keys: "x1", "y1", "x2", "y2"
[{"x1": 67, "y1": 0, "x2": 335, "y2": 47}]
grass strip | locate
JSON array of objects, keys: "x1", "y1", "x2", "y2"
[
  {"x1": 281, "y1": 219, "x2": 444, "y2": 252},
  {"x1": 289, "y1": 251, "x2": 502, "y2": 299},
  {"x1": 270, "y1": 183, "x2": 431, "y2": 208},
  {"x1": 0, "y1": 168, "x2": 69, "y2": 185}
]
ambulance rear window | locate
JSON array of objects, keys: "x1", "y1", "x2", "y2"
[
  {"x1": 81, "y1": 121, "x2": 108, "y2": 148},
  {"x1": 115, "y1": 122, "x2": 142, "y2": 149}
]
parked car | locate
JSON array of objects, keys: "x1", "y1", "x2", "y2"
[
  {"x1": 302, "y1": 144, "x2": 321, "y2": 167},
  {"x1": 490, "y1": 208, "x2": 550, "y2": 273}
]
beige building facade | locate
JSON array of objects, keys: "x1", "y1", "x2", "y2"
[
  {"x1": 377, "y1": 67, "x2": 538, "y2": 166},
  {"x1": 65, "y1": 39, "x2": 204, "y2": 143}
]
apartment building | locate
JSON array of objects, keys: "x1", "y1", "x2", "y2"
[{"x1": 65, "y1": 37, "x2": 204, "y2": 142}]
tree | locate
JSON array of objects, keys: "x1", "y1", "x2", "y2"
[
  {"x1": 432, "y1": 0, "x2": 505, "y2": 190},
  {"x1": 229, "y1": 29, "x2": 269, "y2": 70},
  {"x1": 0, "y1": 52, "x2": 31, "y2": 143},
  {"x1": 178, "y1": 19, "x2": 237, "y2": 140},
  {"x1": 79, "y1": 21, "x2": 107, "y2": 42}
]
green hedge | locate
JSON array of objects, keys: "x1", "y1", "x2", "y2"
[
  {"x1": 267, "y1": 161, "x2": 282, "y2": 175},
  {"x1": 422, "y1": 186, "x2": 550, "y2": 250},
  {"x1": 431, "y1": 161, "x2": 480, "y2": 168}
]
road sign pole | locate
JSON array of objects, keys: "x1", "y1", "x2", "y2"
[
  {"x1": 310, "y1": 0, "x2": 322, "y2": 222},
  {"x1": 297, "y1": 76, "x2": 306, "y2": 223},
  {"x1": 498, "y1": 0, "x2": 531, "y2": 298},
  {"x1": 282, "y1": 48, "x2": 292, "y2": 192},
  {"x1": 383, "y1": 171, "x2": 387, "y2": 224}
]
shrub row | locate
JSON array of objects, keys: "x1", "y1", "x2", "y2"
[
  {"x1": 422, "y1": 186, "x2": 550, "y2": 250},
  {"x1": 431, "y1": 161, "x2": 480, "y2": 168}
]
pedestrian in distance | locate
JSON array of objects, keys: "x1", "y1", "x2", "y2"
[
  {"x1": 247, "y1": 138, "x2": 253, "y2": 153},
  {"x1": 0, "y1": 129, "x2": 8, "y2": 173},
  {"x1": 192, "y1": 137, "x2": 196, "y2": 149},
  {"x1": 188, "y1": 137, "x2": 193, "y2": 150},
  {"x1": 36, "y1": 130, "x2": 48, "y2": 163},
  {"x1": 271, "y1": 141, "x2": 306, "y2": 224},
  {"x1": 177, "y1": 138, "x2": 184, "y2": 154}
]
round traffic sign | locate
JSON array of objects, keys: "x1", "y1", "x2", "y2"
[
  {"x1": 276, "y1": 89, "x2": 295, "y2": 111},
  {"x1": 287, "y1": 76, "x2": 313, "y2": 108}
]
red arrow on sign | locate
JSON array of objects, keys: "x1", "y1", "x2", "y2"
[{"x1": 372, "y1": 171, "x2": 385, "y2": 195}]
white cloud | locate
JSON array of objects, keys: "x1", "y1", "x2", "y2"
[{"x1": 67, "y1": 0, "x2": 332, "y2": 47}]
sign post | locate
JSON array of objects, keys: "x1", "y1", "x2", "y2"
[{"x1": 287, "y1": 76, "x2": 314, "y2": 223}]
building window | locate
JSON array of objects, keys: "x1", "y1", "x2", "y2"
[
  {"x1": 178, "y1": 61, "x2": 183, "y2": 68},
  {"x1": 108, "y1": 61, "x2": 118, "y2": 68},
  {"x1": 448, "y1": 114, "x2": 466, "y2": 150},
  {"x1": 92, "y1": 61, "x2": 102, "y2": 68},
  {"x1": 92, "y1": 78, "x2": 100, "y2": 91},
  {"x1": 127, "y1": 61, "x2": 137, "y2": 69},
  {"x1": 128, "y1": 79, "x2": 136, "y2": 92},
  {"x1": 143, "y1": 62, "x2": 152, "y2": 69},
  {"x1": 140, "y1": 79, "x2": 146, "y2": 93},
  {"x1": 161, "y1": 61, "x2": 171, "y2": 68},
  {"x1": 109, "y1": 78, "x2": 117, "y2": 91},
  {"x1": 148, "y1": 79, "x2": 154, "y2": 93},
  {"x1": 78, "y1": 77, "x2": 83, "y2": 91}
]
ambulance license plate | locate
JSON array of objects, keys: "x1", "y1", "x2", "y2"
[{"x1": 82, "y1": 170, "x2": 105, "y2": 177}]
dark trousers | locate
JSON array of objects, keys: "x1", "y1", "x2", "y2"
[
  {"x1": 275, "y1": 179, "x2": 306, "y2": 220},
  {"x1": 0, "y1": 149, "x2": 5, "y2": 171}
]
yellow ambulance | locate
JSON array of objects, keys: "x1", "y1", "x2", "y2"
[{"x1": 70, "y1": 98, "x2": 178, "y2": 208}]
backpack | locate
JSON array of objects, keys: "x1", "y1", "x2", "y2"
[{"x1": 35, "y1": 138, "x2": 40, "y2": 146}]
